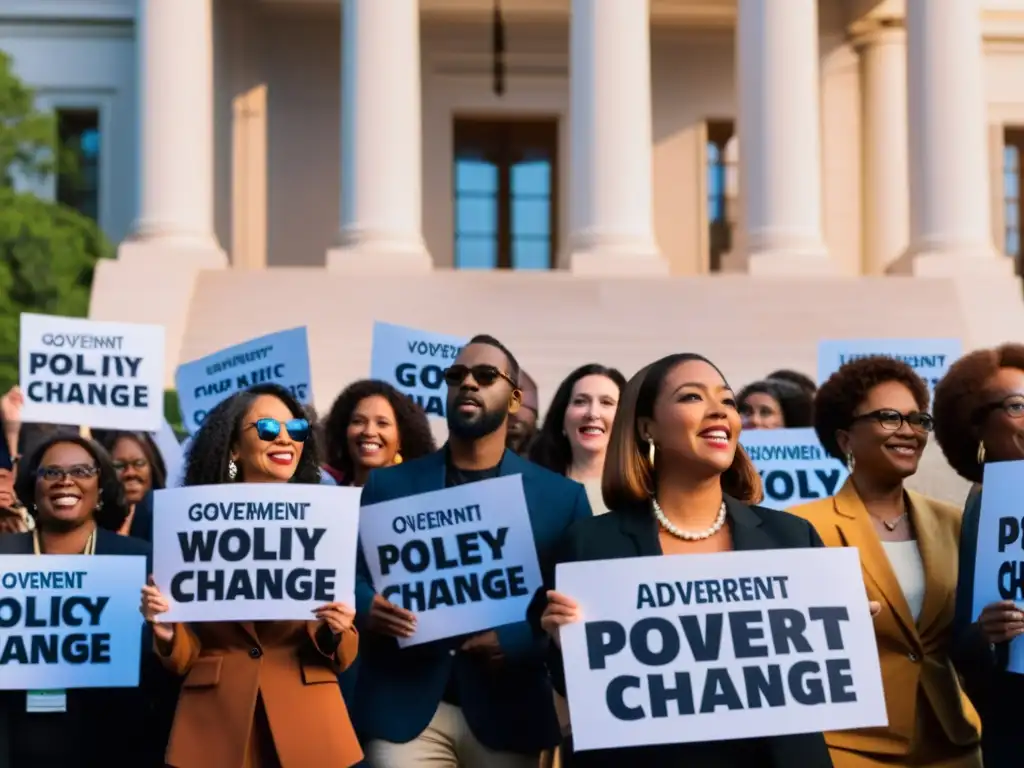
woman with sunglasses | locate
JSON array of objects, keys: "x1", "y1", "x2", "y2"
[
  {"x1": 140, "y1": 383, "x2": 363, "y2": 768},
  {"x1": 932, "y1": 344, "x2": 1024, "y2": 768},
  {"x1": 790, "y1": 357, "x2": 982, "y2": 768},
  {"x1": 98, "y1": 431, "x2": 167, "y2": 540},
  {"x1": 0, "y1": 434, "x2": 168, "y2": 767}
]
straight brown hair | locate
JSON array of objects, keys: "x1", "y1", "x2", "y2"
[{"x1": 602, "y1": 354, "x2": 763, "y2": 511}]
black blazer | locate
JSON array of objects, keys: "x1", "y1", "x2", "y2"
[
  {"x1": 127, "y1": 489, "x2": 155, "y2": 543},
  {"x1": 0, "y1": 528, "x2": 173, "y2": 767},
  {"x1": 533, "y1": 496, "x2": 834, "y2": 768}
]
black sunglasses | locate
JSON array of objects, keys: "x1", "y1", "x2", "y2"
[
  {"x1": 443, "y1": 364, "x2": 517, "y2": 389},
  {"x1": 246, "y1": 417, "x2": 310, "y2": 443},
  {"x1": 37, "y1": 464, "x2": 99, "y2": 482},
  {"x1": 851, "y1": 408, "x2": 934, "y2": 433}
]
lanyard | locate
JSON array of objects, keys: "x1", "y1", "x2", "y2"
[{"x1": 32, "y1": 528, "x2": 97, "y2": 555}]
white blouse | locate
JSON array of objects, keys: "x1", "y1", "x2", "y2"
[{"x1": 882, "y1": 539, "x2": 926, "y2": 622}]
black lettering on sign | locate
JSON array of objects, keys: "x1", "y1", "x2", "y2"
[
  {"x1": 759, "y1": 469, "x2": 842, "y2": 503},
  {"x1": 176, "y1": 526, "x2": 324, "y2": 563},
  {"x1": 0, "y1": 592, "x2": 113, "y2": 666},
  {"x1": 170, "y1": 568, "x2": 336, "y2": 603},
  {"x1": 394, "y1": 362, "x2": 446, "y2": 417},
  {"x1": 587, "y1": 606, "x2": 857, "y2": 721},
  {"x1": 0, "y1": 633, "x2": 112, "y2": 665},
  {"x1": 405, "y1": 340, "x2": 463, "y2": 360}
]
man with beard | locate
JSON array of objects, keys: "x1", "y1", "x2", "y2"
[
  {"x1": 506, "y1": 370, "x2": 539, "y2": 455},
  {"x1": 353, "y1": 334, "x2": 591, "y2": 768}
]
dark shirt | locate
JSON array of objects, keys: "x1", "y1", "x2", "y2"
[{"x1": 440, "y1": 450, "x2": 503, "y2": 707}]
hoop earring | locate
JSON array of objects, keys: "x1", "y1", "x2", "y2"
[
  {"x1": 648, "y1": 440, "x2": 656, "y2": 469},
  {"x1": 845, "y1": 452, "x2": 855, "y2": 474},
  {"x1": 228, "y1": 459, "x2": 238, "y2": 481},
  {"x1": 977, "y1": 441, "x2": 986, "y2": 464}
]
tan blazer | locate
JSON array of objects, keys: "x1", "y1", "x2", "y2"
[
  {"x1": 789, "y1": 481, "x2": 981, "y2": 757},
  {"x1": 158, "y1": 620, "x2": 362, "y2": 768}
]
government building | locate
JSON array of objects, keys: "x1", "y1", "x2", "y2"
[{"x1": 3, "y1": 0, "x2": 1024, "y2": 423}]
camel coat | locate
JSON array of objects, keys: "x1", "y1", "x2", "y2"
[
  {"x1": 157, "y1": 620, "x2": 362, "y2": 768},
  {"x1": 790, "y1": 481, "x2": 981, "y2": 766}
]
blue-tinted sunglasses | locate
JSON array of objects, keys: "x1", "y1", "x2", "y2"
[{"x1": 246, "y1": 417, "x2": 310, "y2": 443}]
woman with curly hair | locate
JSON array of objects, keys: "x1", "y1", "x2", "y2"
[
  {"x1": 0, "y1": 434, "x2": 167, "y2": 766},
  {"x1": 932, "y1": 344, "x2": 1024, "y2": 768},
  {"x1": 790, "y1": 356, "x2": 981, "y2": 768},
  {"x1": 529, "y1": 363, "x2": 626, "y2": 515},
  {"x1": 139, "y1": 383, "x2": 363, "y2": 768},
  {"x1": 738, "y1": 377, "x2": 814, "y2": 429},
  {"x1": 322, "y1": 379, "x2": 435, "y2": 487}
]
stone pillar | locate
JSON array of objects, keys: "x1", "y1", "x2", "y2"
[
  {"x1": 736, "y1": 0, "x2": 830, "y2": 274},
  {"x1": 855, "y1": 20, "x2": 910, "y2": 274},
  {"x1": 894, "y1": 0, "x2": 1008, "y2": 276},
  {"x1": 93, "y1": 0, "x2": 225, "y2": 386},
  {"x1": 567, "y1": 0, "x2": 666, "y2": 275},
  {"x1": 327, "y1": 0, "x2": 432, "y2": 273},
  {"x1": 122, "y1": 0, "x2": 224, "y2": 262}
]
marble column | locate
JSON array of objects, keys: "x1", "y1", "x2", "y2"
[
  {"x1": 327, "y1": 0, "x2": 432, "y2": 272},
  {"x1": 897, "y1": 0, "x2": 1008, "y2": 275},
  {"x1": 736, "y1": 0, "x2": 830, "y2": 274},
  {"x1": 855, "y1": 21, "x2": 910, "y2": 274},
  {"x1": 567, "y1": 0, "x2": 666, "y2": 275}
]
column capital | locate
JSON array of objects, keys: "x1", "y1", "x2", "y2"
[{"x1": 848, "y1": 16, "x2": 906, "y2": 50}]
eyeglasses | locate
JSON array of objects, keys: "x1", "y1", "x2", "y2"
[
  {"x1": 37, "y1": 464, "x2": 99, "y2": 482},
  {"x1": 972, "y1": 394, "x2": 1024, "y2": 424},
  {"x1": 851, "y1": 409, "x2": 934, "y2": 433},
  {"x1": 113, "y1": 459, "x2": 149, "y2": 472},
  {"x1": 247, "y1": 417, "x2": 310, "y2": 443},
  {"x1": 443, "y1": 364, "x2": 517, "y2": 389}
]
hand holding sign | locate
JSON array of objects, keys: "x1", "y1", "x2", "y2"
[
  {"x1": 368, "y1": 594, "x2": 417, "y2": 638},
  {"x1": 139, "y1": 576, "x2": 175, "y2": 645},
  {"x1": 313, "y1": 602, "x2": 356, "y2": 635},
  {"x1": 541, "y1": 590, "x2": 582, "y2": 649},
  {"x1": 977, "y1": 600, "x2": 1024, "y2": 644}
]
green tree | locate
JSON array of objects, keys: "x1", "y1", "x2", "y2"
[{"x1": 0, "y1": 49, "x2": 112, "y2": 391}]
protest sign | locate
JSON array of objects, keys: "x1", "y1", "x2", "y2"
[
  {"x1": 971, "y1": 459, "x2": 1024, "y2": 673},
  {"x1": 153, "y1": 483, "x2": 361, "y2": 622},
  {"x1": 0, "y1": 555, "x2": 146, "y2": 690},
  {"x1": 557, "y1": 547, "x2": 886, "y2": 751},
  {"x1": 817, "y1": 338, "x2": 961, "y2": 394},
  {"x1": 369, "y1": 322, "x2": 467, "y2": 419},
  {"x1": 175, "y1": 327, "x2": 312, "y2": 434},
  {"x1": 359, "y1": 475, "x2": 542, "y2": 647},
  {"x1": 741, "y1": 428, "x2": 848, "y2": 510},
  {"x1": 19, "y1": 313, "x2": 165, "y2": 431}
]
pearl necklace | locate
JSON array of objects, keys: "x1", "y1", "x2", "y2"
[{"x1": 652, "y1": 498, "x2": 728, "y2": 541}]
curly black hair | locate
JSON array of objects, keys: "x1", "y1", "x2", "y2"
[
  {"x1": 323, "y1": 379, "x2": 436, "y2": 480},
  {"x1": 98, "y1": 431, "x2": 168, "y2": 490},
  {"x1": 184, "y1": 383, "x2": 323, "y2": 486},
  {"x1": 813, "y1": 356, "x2": 930, "y2": 461},
  {"x1": 529, "y1": 364, "x2": 626, "y2": 475},
  {"x1": 933, "y1": 344, "x2": 1024, "y2": 483},
  {"x1": 738, "y1": 378, "x2": 814, "y2": 428},
  {"x1": 15, "y1": 434, "x2": 130, "y2": 531}
]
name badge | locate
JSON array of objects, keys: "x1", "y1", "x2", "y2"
[{"x1": 26, "y1": 690, "x2": 67, "y2": 714}]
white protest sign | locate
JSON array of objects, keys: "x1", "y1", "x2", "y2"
[
  {"x1": 741, "y1": 428, "x2": 848, "y2": 511},
  {"x1": 175, "y1": 327, "x2": 313, "y2": 435},
  {"x1": 359, "y1": 475, "x2": 542, "y2": 647},
  {"x1": 817, "y1": 338, "x2": 961, "y2": 394},
  {"x1": 153, "y1": 420, "x2": 185, "y2": 488},
  {"x1": 152, "y1": 484, "x2": 361, "y2": 622},
  {"x1": 369, "y1": 321, "x2": 467, "y2": 419},
  {"x1": 971, "y1": 460, "x2": 1024, "y2": 673},
  {"x1": 557, "y1": 547, "x2": 886, "y2": 751},
  {"x1": 0, "y1": 555, "x2": 146, "y2": 689},
  {"x1": 19, "y1": 313, "x2": 165, "y2": 431}
]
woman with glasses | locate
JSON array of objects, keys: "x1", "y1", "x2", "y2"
[
  {"x1": 0, "y1": 434, "x2": 166, "y2": 766},
  {"x1": 932, "y1": 344, "x2": 1024, "y2": 768},
  {"x1": 98, "y1": 431, "x2": 167, "y2": 539},
  {"x1": 139, "y1": 383, "x2": 363, "y2": 768},
  {"x1": 790, "y1": 357, "x2": 981, "y2": 768}
]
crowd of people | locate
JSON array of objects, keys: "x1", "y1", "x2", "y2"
[{"x1": 0, "y1": 334, "x2": 1021, "y2": 768}]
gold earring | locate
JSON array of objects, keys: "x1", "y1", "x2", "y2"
[
  {"x1": 845, "y1": 452, "x2": 855, "y2": 474},
  {"x1": 393, "y1": 452, "x2": 403, "y2": 466},
  {"x1": 648, "y1": 440, "x2": 656, "y2": 468},
  {"x1": 977, "y1": 441, "x2": 986, "y2": 464}
]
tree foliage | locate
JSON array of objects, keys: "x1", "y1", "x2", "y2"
[{"x1": 0, "y1": 49, "x2": 112, "y2": 391}]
